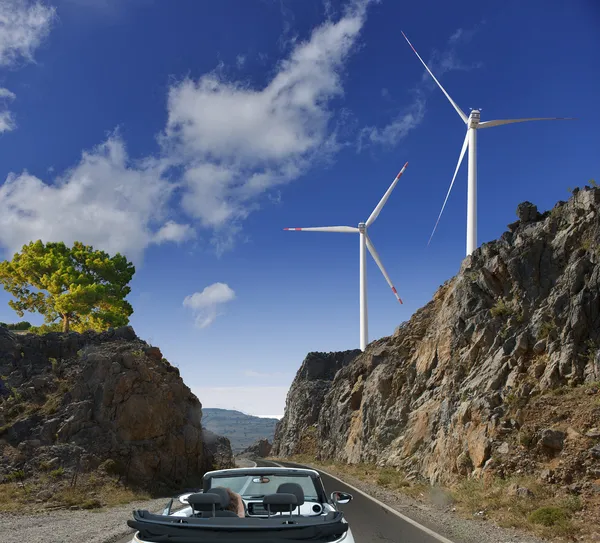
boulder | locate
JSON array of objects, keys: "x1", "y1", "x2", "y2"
[{"x1": 540, "y1": 429, "x2": 566, "y2": 451}]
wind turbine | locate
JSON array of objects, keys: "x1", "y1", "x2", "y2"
[
  {"x1": 401, "y1": 31, "x2": 574, "y2": 256},
  {"x1": 284, "y1": 163, "x2": 408, "y2": 352}
]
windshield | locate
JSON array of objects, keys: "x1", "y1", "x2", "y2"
[{"x1": 208, "y1": 474, "x2": 321, "y2": 502}]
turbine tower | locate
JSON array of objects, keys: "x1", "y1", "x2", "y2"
[
  {"x1": 401, "y1": 32, "x2": 573, "y2": 256},
  {"x1": 285, "y1": 163, "x2": 408, "y2": 351}
]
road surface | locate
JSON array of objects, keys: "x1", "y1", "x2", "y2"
[
  {"x1": 256, "y1": 459, "x2": 451, "y2": 543},
  {"x1": 116, "y1": 459, "x2": 453, "y2": 543}
]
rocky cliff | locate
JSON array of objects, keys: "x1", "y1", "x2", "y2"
[
  {"x1": 0, "y1": 326, "x2": 233, "y2": 492},
  {"x1": 238, "y1": 438, "x2": 273, "y2": 459},
  {"x1": 272, "y1": 350, "x2": 361, "y2": 457},
  {"x1": 272, "y1": 187, "x2": 600, "y2": 493}
]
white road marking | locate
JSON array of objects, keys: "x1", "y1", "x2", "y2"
[{"x1": 281, "y1": 461, "x2": 456, "y2": 543}]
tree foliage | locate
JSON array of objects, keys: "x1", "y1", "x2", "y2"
[
  {"x1": 0, "y1": 320, "x2": 31, "y2": 330},
  {"x1": 0, "y1": 240, "x2": 135, "y2": 333}
]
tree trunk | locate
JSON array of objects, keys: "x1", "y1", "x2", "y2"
[{"x1": 62, "y1": 314, "x2": 70, "y2": 333}]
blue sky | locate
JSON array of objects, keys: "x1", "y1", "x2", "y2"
[{"x1": 0, "y1": 0, "x2": 598, "y2": 417}]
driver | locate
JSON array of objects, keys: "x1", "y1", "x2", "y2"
[{"x1": 223, "y1": 488, "x2": 245, "y2": 518}]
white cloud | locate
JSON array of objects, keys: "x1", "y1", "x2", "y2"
[
  {"x1": 153, "y1": 220, "x2": 196, "y2": 244},
  {"x1": 0, "y1": 88, "x2": 16, "y2": 100},
  {"x1": 0, "y1": 134, "x2": 188, "y2": 262},
  {"x1": 360, "y1": 25, "x2": 483, "y2": 149},
  {"x1": 0, "y1": 0, "x2": 55, "y2": 67},
  {"x1": 0, "y1": 0, "x2": 375, "y2": 260},
  {"x1": 194, "y1": 385, "x2": 289, "y2": 419},
  {"x1": 0, "y1": 0, "x2": 56, "y2": 133},
  {"x1": 361, "y1": 93, "x2": 425, "y2": 148},
  {"x1": 183, "y1": 282, "x2": 236, "y2": 328},
  {"x1": 0, "y1": 110, "x2": 16, "y2": 133},
  {"x1": 0, "y1": 88, "x2": 16, "y2": 133},
  {"x1": 162, "y1": 0, "x2": 372, "y2": 246}
]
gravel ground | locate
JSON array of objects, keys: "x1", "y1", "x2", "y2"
[
  {"x1": 305, "y1": 463, "x2": 549, "y2": 543},
  {"x1": 0, "y1": 498, "x2": 168, "y2": 543},
  {"x1": 0, "y1": 463, "x2": 549, "y2": 543}
]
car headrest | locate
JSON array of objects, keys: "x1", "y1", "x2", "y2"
[
  {"x1": 206, "y1": 487, "x2": 231, "y2": 509},
  {"x1": 276, "y1": 483, "x2": 305, "y2": 506},
  {"x1": 263, "y1": 492, "x2": 298, "y2": 514},
  {"x1": 187, "y1": 493, "x2": 222, "y2": 512}
]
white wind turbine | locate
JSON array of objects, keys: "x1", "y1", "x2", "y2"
[
  {"x1": 285, "y1": 163, "x2": 408, "y2": 352},
  {"x1": 401, "y1": 31, "x2": 574, "y2": 256}
]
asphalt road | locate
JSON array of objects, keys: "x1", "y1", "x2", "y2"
[
  {"x1": 116, "y1": 460, "x2": 452, "y2": 543},
  {"x1": 256, "y1": 459, "x2": 450, "y2": 543}
]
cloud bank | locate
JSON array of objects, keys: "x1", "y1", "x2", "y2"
[{"x1": 0, "y1": 0, "x2": 374, "y2": 261}]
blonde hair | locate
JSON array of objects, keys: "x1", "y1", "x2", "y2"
[{"x1": 224, "y1": 488, "x2": 242, "y2": 515}]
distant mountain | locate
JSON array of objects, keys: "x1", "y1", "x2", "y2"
[{"x1": 202, "y1": 408, "x2": 278, "y2": 453}]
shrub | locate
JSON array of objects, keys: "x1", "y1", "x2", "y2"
[
  {"x1": 537, "y1": 320, "x2": 556, "y2": 340},
  {"x1": 560, "y1": 495, "x2": 582, "y2": 514},
  {"x1": 5, "y1": 470, "x2": 25, "y2": 483},
  {"x1": 28, "y1": 323, "x2": 62, "y2": 335},
  {"x1": 528, "y1": 506, "x2": 569, "y2": 526},
  {"x1": 377, "y1": 472, "x2": 391, "y2": 486},
  {"x1": 50, "y1": 467, "x2": 64, "y2": 478},
  {"x1": 4, "y1": 321, "x2": 32, "y2": 330},
  {"x1": 490, "y1": 299, "x2": 511, "y2": 317},
  {"x1": 518, "y1": 430, "x2": 535, "y2": 448},
  {"x1": 99, "y1": 458, "x2": 124, "y2": 476},
  {"x1": 81, "y1": 498, "x2": 102, "y2": 509}
]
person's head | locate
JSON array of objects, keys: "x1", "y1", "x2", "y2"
[{"x1": 224, "y1": 488, "x2": 242, "y2": 513}]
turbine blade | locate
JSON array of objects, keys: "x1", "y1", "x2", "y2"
[
  {"x1": 478, "y1": 117, "x2": 576, "y2": 129},
  {"x1": 365, "y1": 233, "x2": 402, "y2": 304},
  {"x1": 366, "y1": 162, "x2": 409, "y2": 228},
  {"x1": 428, "y1": 129, "x2": 470, "y2": 246},
  {"x1": 401, "y1": 31, "x2": 468, "y2": 124},
  {"x1": 284, "y1": 226, "x2": 359, "y2": 233}
]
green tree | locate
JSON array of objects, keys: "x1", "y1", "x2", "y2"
[
  {"x1": 6, "y1": 321, "x2": 32, "y2": 330},
  {"x1": 0, "y1": 240, "x2": 135, "y2": 333}
]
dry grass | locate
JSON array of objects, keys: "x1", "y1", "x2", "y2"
[
  {"x1": 449, "y1": 475, "x2": 586, "y2": 539},
  {"x1": 273, "y1": 455, "x2": 594, "y2": 542},
  {"x1": 0, "y1": 471, "x2": 151, "y2": 513},
  {"x1": 276, "y1": 454, "x2": 428, "y2": 499}
]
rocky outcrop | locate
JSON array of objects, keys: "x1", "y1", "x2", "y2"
[
  {"x1": 273, "y1": 187, "x2": 600, "y2": 490},
  {"x1": 272, "y1": 350, "x2": 360, "y2": 456},
  {"x1": 0, "y1": 326, "x2": 233, "y2": 489},
  {"x1": 238, "y1": 438, "x2": 272, "y2": 459},
  {"x1": 202, "y1": 428, "x2": 235, "y2": 470}
]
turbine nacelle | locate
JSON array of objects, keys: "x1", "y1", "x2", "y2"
[
  {"x1": 402, "y1": 30, "x2": 574, "y2": 256},
  {"x1": 468, "y1": 109, "x2": 481, "y2": 128}
]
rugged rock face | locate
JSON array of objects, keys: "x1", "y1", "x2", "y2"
[
  {"x1": 238, "y1": 438, "x2": 272, "y2": 459},
  {"x1": 272, "y1": 350, "x2": 361, "y2": 457},
  {"x1": 202, "y1": 428, "x2": 235, "y2": 470},
  {"x1": 0, "y1": 326, "x2": 233, "y2": 489},
  {"x1": 273, "y1": 187, "x2": 600, "y2": 490}
]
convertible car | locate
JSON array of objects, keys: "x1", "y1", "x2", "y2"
[{"x1": 127, "y1": 466, "x2": 355, "y2": 542}]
